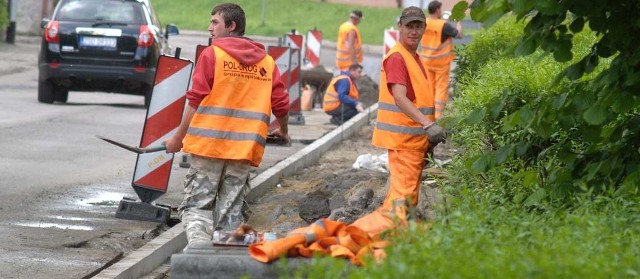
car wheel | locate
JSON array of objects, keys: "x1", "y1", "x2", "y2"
[
  {"x1": 38, "y1": 79, "x2": 55, "y2": 104},
  {"x1": 54, "y1": 87, "x2": 69, "y2": 103},
  {"x1": 143, "y1": 85, "x2": 153, "y2": 108}
]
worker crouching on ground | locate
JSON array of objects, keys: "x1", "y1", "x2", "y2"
[
  {"x1": 323, "y1": 63, "x2": 365, "y2": 125},
  {"x1": 164, "y1": 3, "x2": 290, "y2": 250},
  {"x1": 249, "y1": 6, "x2": 447, "y2": 266}
]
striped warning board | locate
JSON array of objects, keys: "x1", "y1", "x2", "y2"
[
  {"x1": 305, "y1": 29, "x2": 322, "y2": 68},
  {"x1": 132, "y1": 55, "x2": 193, "y2": 202},
  {"x1": 268, "y1": 45, "x2": 304, "y2": 126},
  {"x1": 284, "y1": 33, "x2": 304, "y2": 50},
  {"x1": 289, "y1": 47, "x2": 302, "y2": 118},
  {"x1": 384, "y1": 28, "x2": 399, "y2": 57}
]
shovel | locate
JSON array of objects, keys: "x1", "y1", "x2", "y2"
[{"x1": 97, "y1": 135, "x2": 167, "y2": 154}]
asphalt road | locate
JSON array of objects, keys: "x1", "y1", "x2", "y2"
[{"x1": 0, "y1": 36, "x2": 191, "y2": 278}]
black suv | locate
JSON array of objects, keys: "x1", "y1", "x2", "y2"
[{"x1": 38, "y1": 0, "x2": 179, "y2": 107}]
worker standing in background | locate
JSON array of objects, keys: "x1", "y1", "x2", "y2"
[
  {"x1": 335, "y1": 10, "x2": 364, "y2": 72},
  {"x1": 420, "y1": 0, "x2": 462, "y2": 120},
  {"x1": 163, "y1": 3, "x2": 290, "y2": 249},
  {"x1": 323, "y1": 63, "x2": 364, "y2": 125}
]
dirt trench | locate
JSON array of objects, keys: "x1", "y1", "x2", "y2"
[
  {"x1": 246, "y1": 124, "x2": 390, "y2": 235},
  {"x1": 245, "y1": 70, "x2": 454, "y2": 235}
]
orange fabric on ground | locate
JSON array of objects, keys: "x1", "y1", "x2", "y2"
[{"x1": 249, "y1": 218, "x2": 389, "y2": 265}]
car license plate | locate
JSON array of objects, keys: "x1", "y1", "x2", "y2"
[{"x1": 80, "y1": 36, "x2": 117, "y2": 48}]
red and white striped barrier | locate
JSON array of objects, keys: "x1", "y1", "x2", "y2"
[
  {"x1": 384, "y1": 28, "x2": 399, "y2": 57},
  {"x1": 132, "y1": 55, "x2": 193, "y2": 202},
  {"x1": 305, "y1": 29, "x2": 322, "y2": 68},
  {"x1": 268, "y1": 45, "x2": 304, "y2": 126},
  {"x1": 284, "y1": 33, "x2": 304, "y2": 50}
]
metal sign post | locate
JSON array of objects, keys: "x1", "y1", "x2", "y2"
[{"x1": 6, "y1": 0, "x2": 16, "y2": 44}]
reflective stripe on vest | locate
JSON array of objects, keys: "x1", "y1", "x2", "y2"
[
  {"x1": 419, "y1": 18, "x2": 454, "y2": 68},
  {"x1": 323, "y1": 75, "x2": 359, "y2": 112},
  {"x1": 182, "y1": 45, "x2": 275, "y2": 167},
  {"x1": 336, "y1": 22, "x2": 363, "y2": 70},
  {"x1": 372, "y1": 44, "x2": 435, "y2": 151}
]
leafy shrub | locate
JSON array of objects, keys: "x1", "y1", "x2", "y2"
[
  {"x1": 453, "y1": 16, "x2": 525, "y2": 93},
  {"x1": 445, "y1": 13, "x2": 633, "y2": 204}
]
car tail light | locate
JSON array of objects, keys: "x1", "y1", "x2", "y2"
[
  {"x1": 138, "y1": 25, "x2": 154, "y2": 47},
  {"x1": 45, "y1": 21, "x2": 60, "y2": 43}
]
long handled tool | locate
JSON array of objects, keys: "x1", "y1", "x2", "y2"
[{"x1": 96, "y1": 135, "x2": 167, "y2": 154}]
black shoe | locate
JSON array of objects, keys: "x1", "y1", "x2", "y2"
[{"x1": 330, "y1": 117, "x2": 341, "y2": 125}]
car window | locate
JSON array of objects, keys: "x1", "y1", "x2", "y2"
[
  {"x1": 56, "y1": 0, "x2": 145, "y2": 25},
  {"x1": 143, "y1": 1, "x2": 162, "y2": 29}
]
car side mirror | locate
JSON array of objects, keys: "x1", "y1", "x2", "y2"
[
  {"x1": 165, "y1": 24, "x2": 179, "y2": 39},
  {"x1": 41, "y1": 18, "x2": 50, "y2": 29}
]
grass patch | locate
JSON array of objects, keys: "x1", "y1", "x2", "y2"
[
  {"x1": 152, "y1": 0, "x2": 401, "y2": 45},
  {"x1": 286, "y1": 193, "x2": 640, "y2": 278}
]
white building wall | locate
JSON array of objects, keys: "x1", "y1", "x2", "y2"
[{"x1": 15, "y1": 0, "x2": 55, "y2": 35}]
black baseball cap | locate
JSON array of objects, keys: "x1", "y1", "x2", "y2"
[{"x1": 399, "y1": 6, "x2": 426, "y2": 24}]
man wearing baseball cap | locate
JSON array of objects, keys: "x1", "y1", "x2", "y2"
[{"x1": 351, "y1": 6, "x2": 446, "y2": 237}]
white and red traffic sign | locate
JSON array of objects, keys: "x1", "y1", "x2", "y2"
[
  {"x1": 132, "y1": 55, "x2": 193, "y2": 201},
  {"x1": 304, "y1": 29, "x2": 322, "y2": 68}
]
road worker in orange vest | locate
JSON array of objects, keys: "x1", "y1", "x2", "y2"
[
  {"x1": 323, "y1": 63, "x2": 364, "y2": 125},
  {"x1": 336, "y1": 10, "x2": 364, "y2": 72},
  {"x1": 420, "y1": 0, "x2": 463, "y2": 120},
  {"x1": 247, "y1": 8, "x2": 448, "y2": 265},
  {"x1": 163, "y1": 3, "x2": 290, "y2": 250},
  {"x1": 350, "y1": 6, "x2": 447, "y2": 238}
]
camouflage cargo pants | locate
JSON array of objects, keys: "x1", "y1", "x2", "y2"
[{"x1": 178, "y1": 155, "x2": 251, "y2": 244}]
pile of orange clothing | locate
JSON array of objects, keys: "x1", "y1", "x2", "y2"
[
  {"x1": 249, "y1": 203, "x2": 410, "y2": 265},
  {"x1": 249, "y1": 218, "x2": 391, "y2": 266}
]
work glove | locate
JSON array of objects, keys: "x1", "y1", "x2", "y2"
[{"x1": 423, "y1": 122, "x2": 447, "y2": 144}]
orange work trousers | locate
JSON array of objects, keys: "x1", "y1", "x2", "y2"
[
  {"x1": 351, "y1": 149, "x2": 426, "y2": 237},
  {"x1": 426, "y1": 65, "x2": 450, "y2": 120}
]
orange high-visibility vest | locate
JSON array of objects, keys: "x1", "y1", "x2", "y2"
[
  {"x1": 182, "y1": 46, "x2": 275, "y2": 167},
  {"x1": 372, "y1": 44, "x2": 435, "y2": 151},
  {"x1": 323, "y1": 75, "x2": 359, "y2": 112},
  {"x1": 420, "y1": 18, "x2": 454, "y2": 69},
  {"x1": 336, "y1": 22, "x2": 363, "y2": 70}
]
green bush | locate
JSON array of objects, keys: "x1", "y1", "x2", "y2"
[
  {"x1": 0, "y1": 0, "x2": 8, "y2": 30},
  {"x1": 445, "y1": 14, "x2": 623, "y2": 204},
  {"x1": 453, "y1": 16, "x2": 525, "y2": 92}
]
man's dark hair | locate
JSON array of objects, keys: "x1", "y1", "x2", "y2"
[
  {"x1": 428, "y1": 1, "x2": 442, "y2": 15},
  {"x1": 348, "y1": 63, "x2": 363, "y2": 71},
  {"x1": 212, "y1": 3, "x2": 246, "y2": 36},
  {"x1": 351, "y1": 10, "x2": 363, "y2": 19}
]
